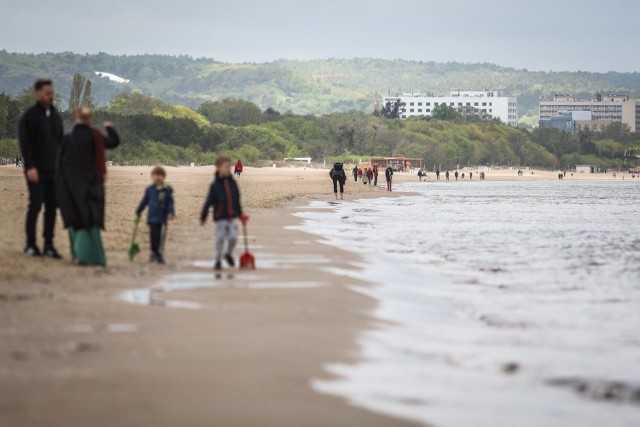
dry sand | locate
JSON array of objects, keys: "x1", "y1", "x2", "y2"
[{"x1": 0, "y1": 164, "x2": 617, "y2": 426}]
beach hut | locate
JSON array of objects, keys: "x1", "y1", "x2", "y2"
[
  {"x1": 369, "y1": 156, "x2": 424, "y2": 172},
  {"x1": 575, "y1": 165, "x2": 599, "y2": 174}
]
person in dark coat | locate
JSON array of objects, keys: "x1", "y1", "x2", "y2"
[
  {"x1": 385, "y1": 165, "x2": 394, "y2": 191},
  {"x1": 135, "y1": 166, "x2": 176, "y2": 264},
  {"x1": 373, "y1": 164, "x2": 379, "y2": 186},
  {"x1": 56, "y1": 107, "x2": 120, "y2": 265},
  {"x1": 330, "y1": 162, "x2": 347, "y2": 199},
  {"x1": 201, "y1": 156, "x2": 247, "y2": 271},
  {"x1": 19, "y1": 79, "x2": 64, "y2": 258},
  {"x1": 352, "y1": 165, "x2": 358, "y2": 182}
]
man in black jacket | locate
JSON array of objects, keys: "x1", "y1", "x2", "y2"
[{"x1": 19, "y1": 79, "x2": 64, "y2": 258}]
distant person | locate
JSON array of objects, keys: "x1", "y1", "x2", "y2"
[
  {"x1": 436, "y1": 169, "x2": 440, "y2": 180},
  {"x1": 135, "y1": 166, "x2": 175, "y2": 264},
  {"x1": 201, "y1": 156, "x2": 248, "y2": 271},
  {"x1": 329, "y1": 162, "x2": 347, "y2": 199},
  {"x1": 445, "y1": 170, "x2": 450, "y2": 181},
  {"x1": 469, "y1": 172, "x2": 473, "y2": 180},
  {"x1": 480, "y1": 171, "x2": 486, "y2": 181},
  {"x1": 373, "y1": 164, "x2": 379, "y2": 186},
  {"x1": 366, "y1": 168, "x2": 374, "y2": 185},
  {"x1": 454, "y1": 171, "x2": 459, "y2": 181},
  {"x1": 15, "y1": 156, "x2": 20, "y2": 168},
  {"x1": 417, "y1": 170, "x2": 424, "y2": 181},
  {"x1": 362, "y1": 168, "x2": 369, "y2": 185},
  {"x1": 563, "y1": 171, "x2": 566, "y2": 178},
  {"x1": 385, "y1": 165, "x2": 394, "y2": 191},
  {"x1": 461, "y1": 172, "x2": 465, "y2": 179},
  {"x1": 234, "y1": 160, "x2": 243, "y2": 178},
  {"x1": 613, "y1": 172, "x2": 617, "y2": 179},
  {"x1": 352, "y1": 165, "x2": 359, "y2": 182},
  {"x1": 19, "y1": 79, "x2": 64, "y2": 258},
  {"x1": 558, "y1": 173, "x2": 563, "y2": 180},
  {"x1": 57, "y1": 107, "x2": 120, "y2": 266},
  {"x1": 357, "y1": 167, "x2": 363, "y2": 182}
]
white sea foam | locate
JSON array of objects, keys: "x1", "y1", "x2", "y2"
[{"x1": 295, "y1": 180, "x2": 640, "y2": 427}]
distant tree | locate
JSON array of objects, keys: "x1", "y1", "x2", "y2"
[
  {"x1": 431, "y1": 104, "x2": 460, "y2": 121},
  {"x1": 0, "y1": 93, "x2": 8, "y2": 139},
  {"x1": 198, "y1": 98, "x2": 264, "y2": 127},
  {"x1": 68, "y1": 74, "x2": 94, "y2": 110},
  {"x1": 380, "y1": 100, "x2": 403, "y2": 119}
]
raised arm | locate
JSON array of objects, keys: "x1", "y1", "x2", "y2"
[{"x1": 103, "y1": 123, "x2": 121, "y2": 149}]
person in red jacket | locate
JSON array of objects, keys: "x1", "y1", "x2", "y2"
[{"x1": 234, "y1": 160, "x2": 244, "y2": 178}]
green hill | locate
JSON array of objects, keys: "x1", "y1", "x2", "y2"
[{"x1": 1, "y1": 51, "x2": 640, "y2": 124}]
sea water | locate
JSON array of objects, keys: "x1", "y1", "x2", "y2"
[{"x1": 294, "y1": 180, "x2": 640, "y2": 427}]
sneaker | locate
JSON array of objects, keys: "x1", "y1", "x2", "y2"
[
  {"x1": 225, "y1": 254, "x2": 235, "y2": 268},
  {"x1": 43, "y1": 246, "x2": 62, "y2": 259},
  {"x1": 214, "y1": 261, "x2": 222, "y2": 271},
  {"x1": 24, "y1": 246, "x2": 42, "y2": 257},
  {"x1": 156, "y1": 253, "x2": 165, "y2": 264}
]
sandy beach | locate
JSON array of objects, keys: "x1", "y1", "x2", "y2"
[{"x1": 0, "y1": 165, "x2": 619, "y2": 426}]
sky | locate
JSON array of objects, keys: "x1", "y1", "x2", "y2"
[{"x1": 1, "y1": 0, "x2": 639, "y2": 72}]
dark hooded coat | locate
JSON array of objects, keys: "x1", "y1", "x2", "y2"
[{"x1": 56, "y1": 124, "x2": 120, "y2": 230}]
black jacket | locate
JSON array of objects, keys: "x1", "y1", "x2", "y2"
[
  {"x1": 56, "y1": 125, "x2": 120, "y2": 230},
  {"x1": 385, "y1": 167, "x2": 394, "y2": 181},
  {"x1": 19, "y1": 102, "x2": 64, "y2": 177},
  {"x1": 200, "y1": 174, "x2": 243, "y2": 222}
]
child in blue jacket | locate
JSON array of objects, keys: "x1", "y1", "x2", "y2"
[{"x1": 135, "y1": 166, "x2": 175, "y2": 263}]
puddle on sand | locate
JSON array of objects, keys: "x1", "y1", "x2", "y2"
[
  {"x1": 121, "y1": 271, "x2": 326, "y2": 309},
  {"x1": 64, "y1": 323, "x2": 139, "y2": 334}
]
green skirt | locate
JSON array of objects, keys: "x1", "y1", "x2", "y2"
[{"x1": 68, "y1": 227, "x2": 107, "y2": 266}]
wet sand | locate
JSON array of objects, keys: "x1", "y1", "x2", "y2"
[{"x1": 0, "y1": 165, "x2": 618, "y2": 426}]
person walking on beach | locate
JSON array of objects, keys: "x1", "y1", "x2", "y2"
[
  {"x1": 135, "y1": 166, "x2": 176, "y2": 264},
  {"x1": 461, "y1": 172, "x2": 465, "y2": 180},
  {"x1": 15, "y1": 156, "x2": 20, "y2": 168},
  {"x1": 454, "y1": 171, "x2": 459, "y2": 181},
  {"x1": 385, "y1": 165, "x2": 394, "y2": 191},
  {"x1": 357, "y1": 167, "x2": 363, "y2": 182},
  {"x1": 373, "y1": 164, "x2": 379, "y2": 186},
  {"x1": 19, "y1": 79, "x2": 64, "y2": 258},
  {"x1": 445, "y1": 170, "x2": 450, "y2": 181},
  {"x1": 366, "y1": 168, "x2": 374, "y2": 185},
  {"x1": 417, "y1": 170, "x2": 424, "y2": 181},
  {"x1": 234, "y1": 160, "x2": 243, "y2": 178},
  {"x1": 362, "y1": 168, "x2": 369, "y2": 185},
  {"x1": 470, "y1": 172, "x2": 473, "y2": 180},
  {"x1": 329, "y1": 162, "x2": 347, "y2": 199},
  {"x1": 436, "y1": 169, "x2": 440, "y2": 180},
  {"x1": 201, "y1": 156, "x2": 247, "y2": 271},
  {"x1": 352, "y1": 165, "x2": 358, "y2": 183},
  {"x1": 57, "y1": 107, "x2": 120, "y2": 266}
]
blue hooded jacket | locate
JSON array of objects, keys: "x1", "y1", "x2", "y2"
[{"x1": 136, "y1": 185, "x2": 175, "y2": 224}]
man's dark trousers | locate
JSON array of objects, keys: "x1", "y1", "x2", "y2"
[{"x1": 26, "y1": 176, "x2": 57, "y2": 248}]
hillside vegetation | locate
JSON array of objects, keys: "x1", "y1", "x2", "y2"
[
  {"x1": 1, "y1": 91, "x2": 638, "y2": 171},
  {"x1": 2, "y1": 51, "x2": 640, "y2": 124}
]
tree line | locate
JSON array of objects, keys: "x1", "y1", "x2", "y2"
[{"x1": 1, "y1": 89, "x2": 638, "y2": 170}]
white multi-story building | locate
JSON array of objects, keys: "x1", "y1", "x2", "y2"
[{"x1": 383, "y1": 90, "x2": 518, "y2": 126}]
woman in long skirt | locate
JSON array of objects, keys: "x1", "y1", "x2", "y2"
[{"x1": 56, "y1": 107, "x2": 120, "y2": 265}]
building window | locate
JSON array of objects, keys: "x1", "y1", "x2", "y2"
[
  {"x1": 425, "y1": 109, "x2": 431, "y2": 112},
  {"x1": 482, "y1": 102, "x2": 487, "y2": 106},
  {"x1": 450, "y1": 102, "x2": 454, "y2": 106},
  {"x1": 426, "y1": 102, "x2": 430, "y2": 106},
  {"x1": 474, "y1": 102, "x2": 479, "y2": 106},
  {"x1": 489, "y1": 109, "x2": 492, "y2": 113},
  {"x1": 418, "y1": 102, "x2": 422, "y2": 106},
  {"x1": 410, "y1": 109, "x2": 414, "y2": 113},
  {"x1": 418, "y1": 109, "x2": 422, "y2": 113},
  {"x1": 434, "y1": 102, "x2": 439, "y2": 106},
  {"x1": 410, "y1": 102, "x2": 414, "y2": 106},
  {"x1": 402, "y1": 115, "x2": 406, "y2": 119},
  {"x1": 458, "y1": 103, "x2": 463, "y2": 106},
  {"x1": 490, "y1": 103, "x2": 493, "y2": 106},
  {"x1": 466, "y1": 102, "x2": 471, "y2": 106}
]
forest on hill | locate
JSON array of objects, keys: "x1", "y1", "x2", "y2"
[
  {"x1": 2, "y1": 51, "x2": 640, "y2": 125},
  {"x1": 1, "y1": 87, "x2": 638, "y2": 171}
]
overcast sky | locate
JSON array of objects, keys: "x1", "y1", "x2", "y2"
[{"x1": 1, "y1": 0, "x2": 638, "y2": 72}]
